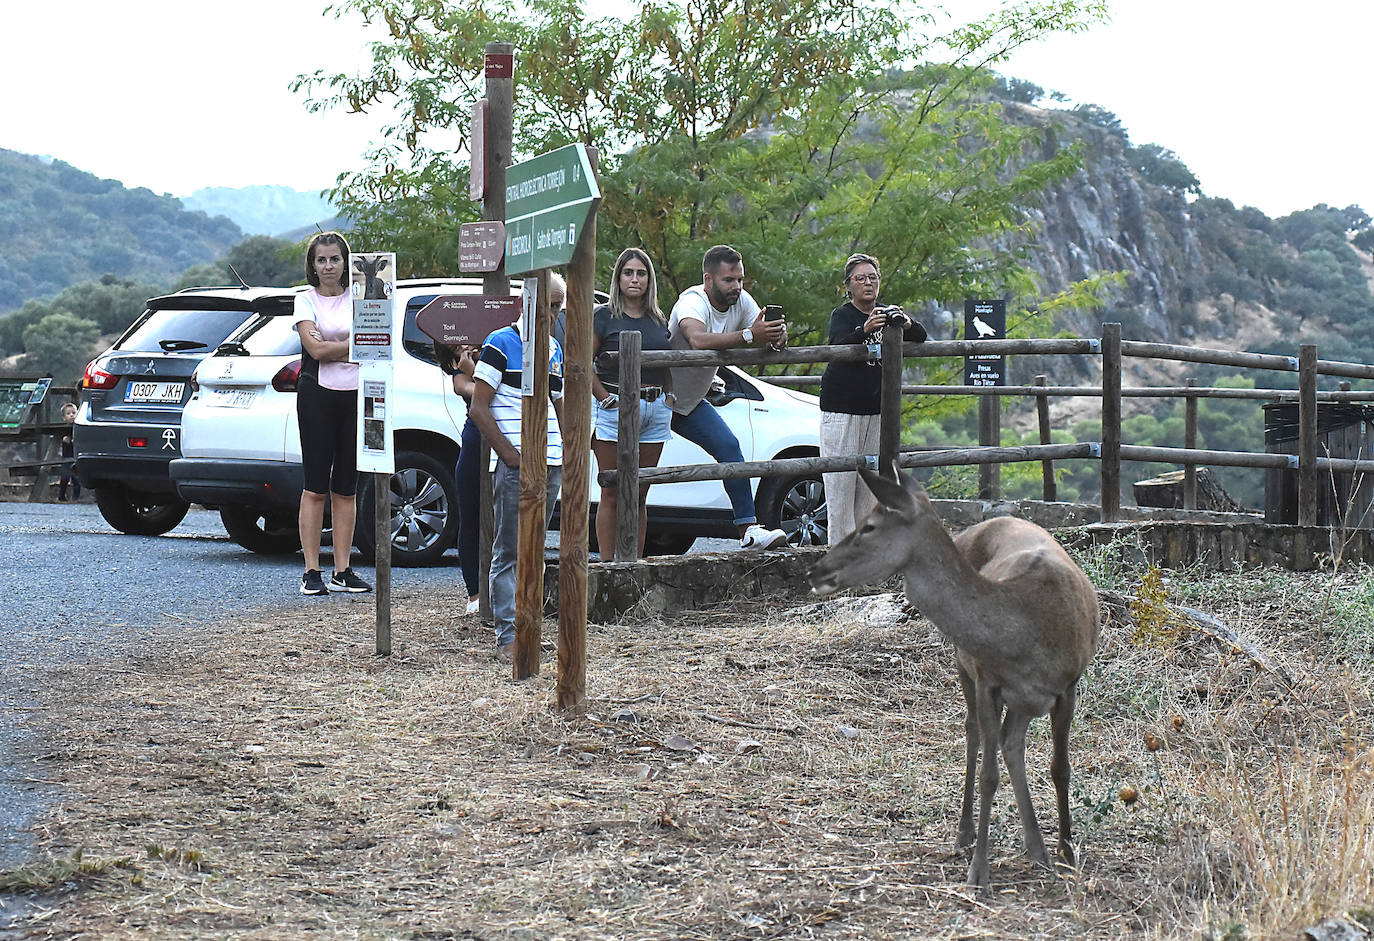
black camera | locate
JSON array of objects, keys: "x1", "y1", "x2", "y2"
[{"x1": 880, "y1": 305, "x2": 907, "y2": 327}]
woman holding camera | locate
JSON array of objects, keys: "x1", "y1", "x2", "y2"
[
  {"x1": 819, "y1": 252, "x2": 927, "y2": 544},
  {"x1": 591, "y1": 248, "x2": 674, "y2": 558}
]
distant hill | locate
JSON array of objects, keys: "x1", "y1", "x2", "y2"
[
  {"x1": 181, "y1": 184, "x2": 337, "y2": 237},
  {"x1": 0, "y1": 149, "x2": 242, "y2": 312}
]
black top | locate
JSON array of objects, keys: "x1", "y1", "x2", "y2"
[
  {"x1": 819, "y1": 301, "x2": 927, "y2": 414},
  {"x1": 593, "y1": 304, "x2": 673, "y2": 388}
]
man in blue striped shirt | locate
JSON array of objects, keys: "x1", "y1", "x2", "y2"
[{"x1": 468, "y1": 319, "x2": 564, "y2": 663}]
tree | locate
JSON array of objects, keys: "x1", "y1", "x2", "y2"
[
  {"x1": 1128, "y1": 143, "x2": 1200, "y2": 194},
  {"x1": 294, "y1": 0, "x2": 1107, "y2": 330},
  {"x1": 224, "y1": 235, "x2": 301, "y2": 286},
  {"x1": 22, "y1": 311, "x2": 102, "y2": 381}
]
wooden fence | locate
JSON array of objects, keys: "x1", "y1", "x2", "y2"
[{"x1": 595, "y1": 323, "x2": 1374, "y2": 560}]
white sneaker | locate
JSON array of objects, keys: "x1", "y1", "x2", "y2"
[
  {"x1": 465, "y1": 597, "x2": 480, "y2": 616},
  {"x1": 740, "y1": 524, "x2": 788, "y2": 550}
]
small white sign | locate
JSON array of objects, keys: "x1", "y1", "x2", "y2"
[
  {"x1": 357, "y1": 376, "x2": 394, "y2": 474},
  {"x1": 520, "y1": 277, "x2": 538, "y2": 397},
  {"x1": 350, "y1": 252, "x2": 396, "y2": 363}
]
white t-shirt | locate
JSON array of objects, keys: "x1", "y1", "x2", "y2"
[
  {"x1": 667, "y1": 284, "x2": 760, "y2": 414},
  {"x1": 293, "y1": 290, "x2": 358, "y2": 391}
]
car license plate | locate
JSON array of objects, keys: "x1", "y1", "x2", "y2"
[
  {"x1": 124, "y1": 381, "x2": 185, "y2": 403},
  {"x1": 208, "y1": 389, "x2": 257, "y2": 409}
]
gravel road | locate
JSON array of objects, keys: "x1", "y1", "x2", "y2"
[{"x1": 0, "y1": 501, "x2": 736, "y2": 879}]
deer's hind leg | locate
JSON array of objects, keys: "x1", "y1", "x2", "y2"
[
  {"x1": 1050, "y1": 683, "x2": 1079, "y2": 867},
  {"x1": 1000, "y1": 705, "x2": 1050, "y2": 869},
  {"x1": 955, "y1": 663, "x2": 978, "y2": 853}
]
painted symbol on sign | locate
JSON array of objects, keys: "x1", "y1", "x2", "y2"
[
  {"x1": 972, "y1": 316, "x2": 998, "y2": 338},
  {"x1": 162, "y1": 428, "x2": 177, "y2": 451}
]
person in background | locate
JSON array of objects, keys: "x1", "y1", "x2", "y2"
[
  {"x1": 467, "y1": 313, "x2": 565, "y2": 664},
  {"x1": 293, "y1": 231, "x2": 373, "y2": 596},
  {"x1": 591, "y1": 248, "x2": 673, "y2": 557},
  {"x1": 668, "y1": 244, "x2": 789, "y2": 550},
  {"x1": 819, "y1": 252, "x2": 926, "y2": 544},
  {"x1": 438, "y1": 343, "x2": 483, "y2": 617},
  {"x1": 58, "y1": 402, "x2": 80, "y2": 502},
  {"x1": 550, "y1": 272, "x2": 568, "y2": 350}
]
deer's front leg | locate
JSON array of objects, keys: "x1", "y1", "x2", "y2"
[
  {"x1": 967, "y1": 679, "x2": 1001, "y2": 890},
  {"x1": 956, "y1": 664, "x2": 978, "y2": 853}
]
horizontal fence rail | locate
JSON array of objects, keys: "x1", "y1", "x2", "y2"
[{"x1": 596, "y1": 323, "x2": 1374, "y2": 556}]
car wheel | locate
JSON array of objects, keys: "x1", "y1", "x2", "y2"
[
  {"x1": 220, "y1": 505, "x2": 301, "y2": 556},
  {"x1": 642, "y1": 530, "x2": 696, "y2": 555},
  {"x1": 757, "y1": 473, "x2": 827, "y2": 546},
  {"x1": 94, "y1": 486, "x2": 190, "y2": 536},
  {"x1": 355, "y1": 450, "x2": 459, "y2": 567}
]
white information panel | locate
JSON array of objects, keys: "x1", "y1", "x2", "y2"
[
  {"x1": 520, "y1": 276, "x2": 538, "y2": 397},
  {"x1": 351, "y1": 251, "x2": 396, "y2": 474}
]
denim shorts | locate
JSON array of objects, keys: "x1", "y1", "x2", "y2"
[{"x1": 594, "y1": 394, "x2": 672, "y2": 443}]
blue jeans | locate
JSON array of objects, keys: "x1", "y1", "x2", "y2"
[
  {"x1": 454, "y1": 419, "x2": 482, "y2": 598},
  {"x1": 671, "y1": 400, "x2": 755, "y2": 526},
  {"x1": 490, "y1": 460, "x2": 562, "y2": 647}
]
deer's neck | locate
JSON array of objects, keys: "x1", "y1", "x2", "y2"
[{"x1": 900, "y1": 523, "x2": 1008, "y2": 663}]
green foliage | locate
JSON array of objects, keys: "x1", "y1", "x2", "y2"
[
  {"x1": 0, "y1": 149, "x2": 242, "y2": 311},
  {"x1": 296, "y1": 0, "x2": 1107, "y2": 329},
  {"x1": 0, "y1": 276, "x2": 160, "y2": 356},
  {"x1": 1129, "y1": 143, "x2": 1200, "y2": 194},
  {"x1": 21, "y1": 311, "x2": 102, "y2": 381}
]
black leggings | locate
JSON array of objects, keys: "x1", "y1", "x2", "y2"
[{"x1": 297, "y1": 374, "x2": 358, "y2": 496}]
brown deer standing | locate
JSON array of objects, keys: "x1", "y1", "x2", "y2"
[{"x1": 809, "y1": 467, "x2": 1100, "y2": 889}]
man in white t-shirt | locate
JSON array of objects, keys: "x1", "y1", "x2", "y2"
[{"x1": 668, "y1": 244, "x2": 789, "y2": 550}]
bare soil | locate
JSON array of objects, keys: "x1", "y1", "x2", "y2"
[{"x1": 3, "y1": 558, "x2": 1373, "y2": 940}]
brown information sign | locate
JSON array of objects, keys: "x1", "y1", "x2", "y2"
[
  {"x1": 458, "y1": 221, "x2": 505, "y2": 273},
  {"x1": 415, "y1": 295, "x2": 520, "y2": 348},
  {"x1": 484, "y1": 53, "x2": 514, "y2": 77}
]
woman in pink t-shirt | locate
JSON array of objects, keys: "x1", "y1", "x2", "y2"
[{"x1": 292, "y1": 231, "x2": 371, "y2": 596}]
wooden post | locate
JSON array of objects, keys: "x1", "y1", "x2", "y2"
[
  {"x1": 1183, "y1": 377, "x2": 1198, "y2": 510},
  {"x1": 1298, "y1": 343, "x2": 1318, "y2": 527},
  {"x1": 514, "y1": 270, "x2": 552, "y2": 680},
  {"x1": 557, "y1": 146, "x2": 599, "y2": 712},
  {"x1": 978, "y1": 393, "x2": 1001, "y2": 500},
  {"x1": 1034, "y1": 375, "x2": 1056, "y2": 502},
  {"x1": 1100, "y1": 323, "x2": 1122, "y2": 522},
  {"x1": 374, "y1": 471, "x2": 391, "y2": 656},
  {"x1": 613, "y1": 331, "x2": 643, "y2": 562},
  {"x1": 878, "y1": 321, "x2": 903, "y2": 478},
  {"x1": 478, "y1": 40, "x2": 514, "y2": 621}
]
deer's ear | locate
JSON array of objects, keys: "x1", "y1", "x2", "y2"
[
  {"x1": 859, "y1": 466, "x2": 914, "y2": 511},
  {"x1": 898, "y1": 469, "x2": 928, "y2": 500},
  {"x1": 376, "y1": 258, "x2": 389, "y2": 272},
  {"x1": 353, "y1": 258, "x2": 364, "y2": 271}
]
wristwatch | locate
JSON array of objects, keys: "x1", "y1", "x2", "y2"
[{"x1": 741, "y1": 327, "x2": 754, "y2": 345}]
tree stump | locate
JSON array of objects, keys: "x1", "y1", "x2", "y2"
[{"x1": 1133, "y1": 467, "x2": 1246, "y2": 512}]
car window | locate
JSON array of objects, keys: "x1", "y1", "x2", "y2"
[
  {"x1": 237, "y1": 314, "x2": 303, "y2": 356},
  {"x1": 116, "y1": 308, "x2": 254, "y2": 353},
  {"x1": 402, "y1": 294, "x2": 444, "y2": 366}
]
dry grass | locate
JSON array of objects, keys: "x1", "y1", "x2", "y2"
[{"x1": 4, "y1": 555, "x2": 1374, "y2": 940}]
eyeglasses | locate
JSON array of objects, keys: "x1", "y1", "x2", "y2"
[{"x1": 848, "y1": 274, "x2": 880, "y2": 284}]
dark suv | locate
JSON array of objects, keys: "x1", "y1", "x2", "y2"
[{"x1": 75, "y1": 286, "x2": 298, "y2": 535}]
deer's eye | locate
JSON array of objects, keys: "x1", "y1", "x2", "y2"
[{"x1": 860, "y1": 522, "x2": 876, "y2": 535}]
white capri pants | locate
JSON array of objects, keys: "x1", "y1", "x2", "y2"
[{"x1": 820, "y1": 411, "x2": 882, "y2": 545}]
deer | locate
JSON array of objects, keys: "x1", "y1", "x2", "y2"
[
  {"x1": 809, "y1": 466, "x2": 1101, "y2": 889},
  {"x1": 353, "y1": 255, "x2": 390, "y2": 300}
]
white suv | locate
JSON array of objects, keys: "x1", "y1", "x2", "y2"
[{"x1": 171, "y1": 278, "x2": 826, "y2": 565}]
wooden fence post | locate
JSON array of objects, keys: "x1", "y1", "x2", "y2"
[
  {"x1": 978, "y1": 393, "x2": 1001, "y2": 500},
  {"x1": 1100, "y1": 323, "x2": 1122, "y2": 522},
  {"x1": 1183, "y1": 377, "x2": 1198, "y2": 510},
  {"x1": 613, "y1": 331, "x2": 642, "y2": 562},
  {"x1": 1298, "y1": 343, "x2": 1318, "y2": 527},
  {"x1": 1034, "y1": 375, "x2": 1056, "y2": 502},
  {"x1": 878, "y1": 321, "x2": 903, "y2": 477}
]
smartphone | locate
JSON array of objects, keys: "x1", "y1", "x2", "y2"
[{"x1": 763, "y1": 305, "x2": 785, "y2": 322}]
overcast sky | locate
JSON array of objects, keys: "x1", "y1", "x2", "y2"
[{"x1": 5, "y1": 0, "x2": 1371, "y2": 219}]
